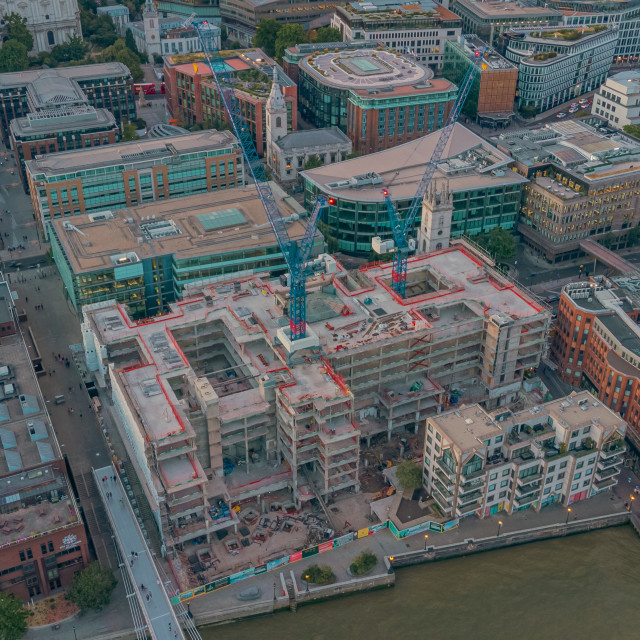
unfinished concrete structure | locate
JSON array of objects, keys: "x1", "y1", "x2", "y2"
[{"x1": 81, "y1": 241, "x2": 549, "y2": 555}]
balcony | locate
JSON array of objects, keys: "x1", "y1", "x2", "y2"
[
  {"x1": 434, "y1": 466, "x2": 455, "y2": 490},
  {"x1": 600, "y1": 440, "x2": 626, "y2": 459},
  {"x1": 460, "y1": 467, "x2": 487, "y2": 482},
  {"x1": 595, "y1": 466, "x2": 619, "y2": 481},
  {"x1": 516, "y1": 482, "x2": 541, "y2": 498},
  {"x1": 514, "y1": 493, "x2": 538, "y2": 507},
  {"x1": 517, "y1": 472, "x2": 543, "y2": 486},
  {"x1": 435, "y1": 457, "x2": 456, "y2": 480},
  {"x1": 431, "y1": 487, "x2": 453, "y2": 514},
  {"x1": 598, "y1": 454, "x2": 623, "y2": 469},
  {"x1": 456, "y1": 500, "x2": 481, "y2": 516},
  {"x1": 433, "y1": 478, "x2": 454, "y2": 502},
  {"x1": 458, "y1": 478, "x2": 485, "y2": 495},
  {"x1": 459, "y1": 489, "x2": 483, "y2": 504},
  {"x1": 593, "y1": 476, "x2": 617, "y2": 490}
]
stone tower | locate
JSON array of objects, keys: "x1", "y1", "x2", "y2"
[
  {"x1": 143, "y1": 0, "x2": 161, "y2": 60},
  {"x1": 266, "y1": 67, "x2": 287, "y2": 168},
  {"x1": 418, "y1": 180, "x2": 453, "y2": 254}
]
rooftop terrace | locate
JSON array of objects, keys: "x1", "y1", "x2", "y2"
[{"x1": 455, "y1": 0, "x2": 562, "y2": 18}]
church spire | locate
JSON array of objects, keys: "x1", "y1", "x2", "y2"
[{"x1": 267, "y1": 67, "x2": 285, "y2": 112}]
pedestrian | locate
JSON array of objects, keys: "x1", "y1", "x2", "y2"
[
  {"x1": 146, "y1": 593, "x2": 150, "y2": 601},
  {"x1": 79, "y1": 412, "x2": 83, "y2": 418},
  {"x1": 112, "y1": 475, "x2": 116, "y2": 482},
  {"x1": 119, "y1": 498, "x2": 124, "y2": 506},
  {"x1": 169, "y1": 622, "x2": 172, "y2": 631},
  {"x1": 140, "y1": 583, "x2": 145, "y2": 591},
  {"x1": 130, "y1": 558, "x2": 134, "y2": 567},
  {"x1": 25, "y1": 296, "x2": 28, "y2": 303},
  {"x1": 103, "y1": 476, "x2": 107, "y2": 483}
]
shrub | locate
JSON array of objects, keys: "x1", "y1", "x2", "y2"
[
  {"x1": 304, "y1": 564, "x2": 334, "y2": 584},
  {"x1": 350, "y1": 550, "x2": 377, "y2": 575}
]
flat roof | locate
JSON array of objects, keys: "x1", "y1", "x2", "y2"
[
  {"x1": 276, "y1": 126, "x2": 351, "y2": 151},
  {"x1": 0, "y1": 63, "x2": 131, "y2": 90},
  {"x1": 455, "y1": 0, "x2": 562, "y2": 18},
  {"x1": 302, "y1": 123, "x2": 527, "y2": 202},
  {"x1": 429, "y1": 405, "x2": 500, "y2": 453},
  {"x1": 545, "y1": 390, "x2": 626, "y2": 432},
  {"x1": 452, "y1": 35, "x2": 517, "y2": 70},
  {"x1": 299, "y1": 49, "x2": 432, "y2": 90},
  {"x1": 599, "y1": 314, "x2": 640, "y2": 357},
  {"x1": 50, "y1": 184, "x2": 308, "y2": 274},
  {"x1": 10, "y1": 107, "x2": 117, "y2": 137},
  {"x1": 26, "y1": 130, "x2": 237, "y2": 176}
]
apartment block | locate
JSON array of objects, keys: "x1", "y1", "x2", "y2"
[
  {"x1": 331, "y1": 0, "x2": 462, "y2": 70},
  {"x1": 423, "y1": 391, "x2": 627, "y2": 519},
  {"x1": 163, "y1": 50, "x2": 297, "y2": 156},
  {"x1": 302, "y1": 123, "x2": 526, "y2": 255},
  {"x1": 0, "y1": 64, "x2": 136, "y2": 145},
  {"x1": 492, "y1": 121, "x2": 640, "y2": 263},
  {"x1": 442, "y1": 36, "x2": 518, "y2": 127},
  {"x1": 0, "y1": 281, "x2": 89, "y2": 600},
  {"x1": 25, "y1": 131, "x2": 243, "y2": 234},
  {"x1": 48, "y1": 183, "x2": 318, "y2": 318},
  {"x1": 551, "y1": 276, "x2": 640, "y2": 448},
  {"x1": 80, "y1": 241, "x2": 548, "y2": 554},
  {"x1": 594, "y1": 70, "x2": 640, "y2": 130}
]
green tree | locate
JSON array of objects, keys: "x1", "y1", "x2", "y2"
[
  {"x1": 0, "y1": 40, "x2": 29, "y2": 73},
  {"x1": 5, "y1": 13, "x2": 33, "y2": 52},
  {"x1": 122, "y1": 123, "x2": 140, "y2": 141},
  {"x1": 50, "y1": 35, "x2": 88, "y2": 65},
  {"x1": 627, "y1": 225, "x2": 640, "y2": 247},
  {"x1": 598, "y1": 231, "x2": 616, "y2": 249},
  {"x1": 477, "y1": 227, "x2": 517, "y2": 263},
  {"x1": 253, "y1": 18, "x2": 280, "y2": 57},
  {"x1": 396, "y1": 461, "x2": 423, "y2": 493},
  {"x1": 98, "y1": 38, "x2": 144, "y2": 81},
  {"x1": 349, "y1": 550, "x2": 377, "y2": 575},
  {"x1": 220, "y1": 25, "x2": 228, "y2": 42},
  {"x1": 623, "y1": 124, "x2": 640, "y2": 140},
  {"x1": 229, "y1": 41, "x2": 243, "y2": 49},
  {"x1": 0, "y1": 592, "x2": 28, "y2": 640},
  {"x1": 304, "y1": 154, "x2": 324, "y2": 170},
  {"x1": 275, "y1": 24, "x2": 307, "y2": 63},
  {"x1": 125, "y1": 28, "x2": 144, "y2": 62},
  {"x1": 67, "y1": 562, "x2": 117, "y2": 612},
  {"x1": 313, "y1": 26, "x2": 343, "y2": 43}
]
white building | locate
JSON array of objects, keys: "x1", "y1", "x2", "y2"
[
  {"x1": 593, "y1": 70, "x2": 640, "y2": 130},
  {"x1": 0, "y1": 0, "x2": 82, "y2": 53},
  {"x1": 266, "y1": 68, "x2": 352, "y2": 182},
  {"x1": 423, "y1": 391, "x2": 627, "y2": 519},
  {"x1": 128, "y1": 0, "x2": 219, "y2": 61},
  {"x1": 97, "y1": 4, "x2": 130, "y2": 37}
]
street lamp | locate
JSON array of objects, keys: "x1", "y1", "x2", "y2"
[
  {"x1": 273, "y1": 582, "x2": 276, "y2": 601},
  {"x1": 304, "y1": 574, "x2": 309, "y2": 592},
  {"x1": 565, "y1": 507, "x2": 572, "y2": 524},
  {"x1": 424, "y1": 534, "x2": 429, "y2": 550},
  {"x1": 496, "y1": 520, "x2": 503, "y2": 537},
  {"x1": 73, "y1": 627, "x2": 78, "y2": 640}
]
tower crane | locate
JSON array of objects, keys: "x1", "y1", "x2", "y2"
[
  {"x1": 194, "y1": 22, "x2": 326, "y2": 340},
  {"x1": 373, "y1": 54, "x2": 486, "y2": 298}
]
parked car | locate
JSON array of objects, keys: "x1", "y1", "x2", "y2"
[
  {"x1": 556, "y1": 112, "x2": 567, "y2": 118},
  {"x1": 569, "y1": 107, "x2": 578, "y2": 114}
]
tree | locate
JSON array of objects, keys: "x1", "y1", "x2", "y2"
[
  {"x1": 5, "y1": 13, "x2": 33, "y2": 52},
  {"x1": 125, "y1": 28, "x2": 144, "y2": 62},
  {"x1": 98, "y1": 39, "x2": 144, "y2": 81},
  {"x1": 122, "y1": 123, "x2": 140, "y2": 141},
  {"x1": 396, "y1": 461, "x2": 423, "y2": 493},
  {"x1": 598, "y1": 231, "x2": 616, "y2": 249},
  {"x1": 349, "y1": 550, "x2": 377, "y2": 575},
  {"x1": 477, "y1": 227, "x2": 517, "y2": 263},
  {"x1": 275, "y1": 24, "x2": 307, "y2": 63},
  {"x1": 253, "y1": 18, "x2": 280, "y2": 57},
  {"x1": 0, "y1": 40, "x2": 29, "y2": 73},
  {"x1": 220, "y1": 25, "x2": 228, "y2": 43},
  {"x1": 627, "y1": 225, "x2": 640, "y2": 247},
  {"x1": 623, "y1": 124, "x2": 640, "y2": 140},
  {"x1": 0, "y1": 592, "x2": 28, "y2": 640},
  {"x1": 50, "y1": 35, "x2": 89, "y2": 65},
  {"x1": 67, "y1": 562, "x2": 117, "y2": 612},
  {"x1": 304, "y1": 154, "x2": 323, "y2": 170},
  {"x1": 313, "y1": 26, "x2": 343, "y2": 43}
]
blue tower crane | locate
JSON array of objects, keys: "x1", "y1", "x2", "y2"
[
  {"x1": 194, "y1": 22, "x2": 326, "y2": 340},
  {"x1": 375, "y1": 57, "x2": 484, "y2": 298}
]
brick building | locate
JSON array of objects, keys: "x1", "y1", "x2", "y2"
[
  {"x1": 163, "y1": 49, "x2": 296, "y2": 156},
  {"x1": 550, "y1": 276, "x2": 640, "y2": 448},
  {"x1": 0, "y1": 280, "x2": 89, "y2": 600}
]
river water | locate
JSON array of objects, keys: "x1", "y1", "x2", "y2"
[{"x1": 201, "y1": 526, "x2": 640, "y2": 640}]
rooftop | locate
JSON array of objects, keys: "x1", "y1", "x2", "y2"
[
  {"x1": 49, "y1": 183, "x2": 308, "y2": 274},
  {"x1": 25, "y1": 130, "x2": 237, "y2": 177},
  {"x1": 453, "y1": 35, "x2": 517, "y2": 70},
  {"x1": 599, "y1": 314, "x2": 640, "y2": 358},
  {"x1": 429, "y1": 404, "x2": 500, "y2": 453},
  {"x1": 26, "y1": 73, "x2": 87, "y2": 111},
  {"x1": 275, "y1": 126, "x2": 351, "y2": 151},
  {"x1": 544, "y1": 390, "x2": 626, "y2": 433},
  {"x1": 604, "y1": 70, "x2": 640, "y2": 95},
  {"x1": 10, "y1": 106, "x2": 117, "y2": 138},
  {"x1": 299, "y1": 49, "x2": 431, "y2": 90},
  {"x1": 454, "y1": 0, "x2": 562, "y2": 19},
  {"x1": 525, "y1": 25, "x2": 608, "y2": 42},
  {"x1": 302, "y1": 123, "x2": 526, "y2": 202},
  {"x1": 341, "y1": 0, "x2": 460, "y2": 20},
  {"x1": 0, "y1": 63, "x2": 132, "y2": 90}
]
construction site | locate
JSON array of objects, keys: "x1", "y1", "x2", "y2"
[{"x1": 80, "y1": 239, "x2": 550, "y2": 588}]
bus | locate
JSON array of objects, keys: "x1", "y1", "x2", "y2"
[{"x1": 133, "y1": 82, "x2": 156, "y2": 95}]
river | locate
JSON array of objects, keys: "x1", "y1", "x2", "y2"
[{"x1": 201, "y1": 526, "x2": 640, "y2": 640}]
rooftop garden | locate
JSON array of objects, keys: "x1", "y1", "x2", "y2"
[
  {"x1": 529, "y1": 25, "x2": 607, "y2": 41},
  {"x1": 533, "y1": 50, "x2": 557, "y2": 61}
]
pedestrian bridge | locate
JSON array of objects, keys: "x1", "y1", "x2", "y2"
[{"x1": 94, "y1": 465, "x2": 201, "y2": 640}]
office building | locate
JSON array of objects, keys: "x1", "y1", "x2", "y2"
[
  {"x1": 163, "y1": 50, "x2": 297, "y2": 157},
  {"x1": 593, "y1": 70, "x2": 640, "y2": 129},
  {"x1": 548, "y1": 0, "x2": 640, "y2": 66},
  {"x1": 80, "y1": 240, "x2": 548, "y2": 554},
  {"x1": 331, "y1": 0, "x2": 462, "y2": 70},
  {"x1": 551, "y1": 276, "x2": 640, "y2": 448},
  {"x1": 220, "y1": 0, "x2": 340, "y2": 46},
  {"x1": 0, "y1": 0, "x2": 82, "y2": 54},
  {"x1": 423, "y1": 391, "x2": 627, "y2": 519},
  {"x1": 450, "y1": 0, "x2": 562, "y2": 46},
  {"x1": 0, "y1": 64, "x2": 136, "y2": 145},
  {"x1": 503, "y1": 26, "x2": 616, "y2": 113},
  {"x1": 297, "y1": 48, "x2": 457, "y2": 155},
  {"x1": 97, "y1": 4, "x2": 131, "y2": 37},
  {"x1": 48, "y1": 183, "x2": 317, "y2": 318},
  {"x1": 442, "y1": 36, "x2": 518, "y2": 127},
  {"x1": 492, "y1": 120, "x2": 640, "y2": 262},
  {"x1": 157, "y1": 0, "x2": 221, "y2": 23},
  {"x1": 25, "y1": 130, "x2": 243, "y2": 233},
  {"x1": 0, "y1": 280, "x2": 89, "y2": 600},
  {"x1": 10, "y1": 106, "x2": 119, "y2": 192},
  {"x1": 302, "y1": 123, "x2": 526, "y2": 255}
]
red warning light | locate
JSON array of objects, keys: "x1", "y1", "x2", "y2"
[
  {"x1": 328, "y1": 198, "x2": 336, "y2": 205},
  {"x1": 475, "y1": 51, "x2": 480, "y2": 57},
  {"x1": 382, "y1": 189, "x2": 389, "y2": 196}
]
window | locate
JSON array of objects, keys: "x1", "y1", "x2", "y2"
[
  {"x1": 555, "y1": 483, "x2": 563, "y2": 490},
  {"x1": 571, "y1": 483, "x2": 579, "y2": 490},
  {"x1": 500, "y1": 480, "x2": 508, "y2": 487},
  {"x1": 489, "y1": 484, "x2": 496, "y2": 491},
  {"x1": 576, "y1": 461, "x2": 584, "y2": 469},
  {"x1": 560, "y1": 461, "x2": 568, "y2": 469},
  {"x1": 490, "y1": 473, "x2": 498, "y2": 481},
  {"x1": 499, "y1": 490, "x2": 507, "y2": 498},
  {"x1": 47, "y1": 31, "x2": 55, "y2": 46},
  {"x1": 502, "y1": 469, "x2": 510, "y2": 477}
]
